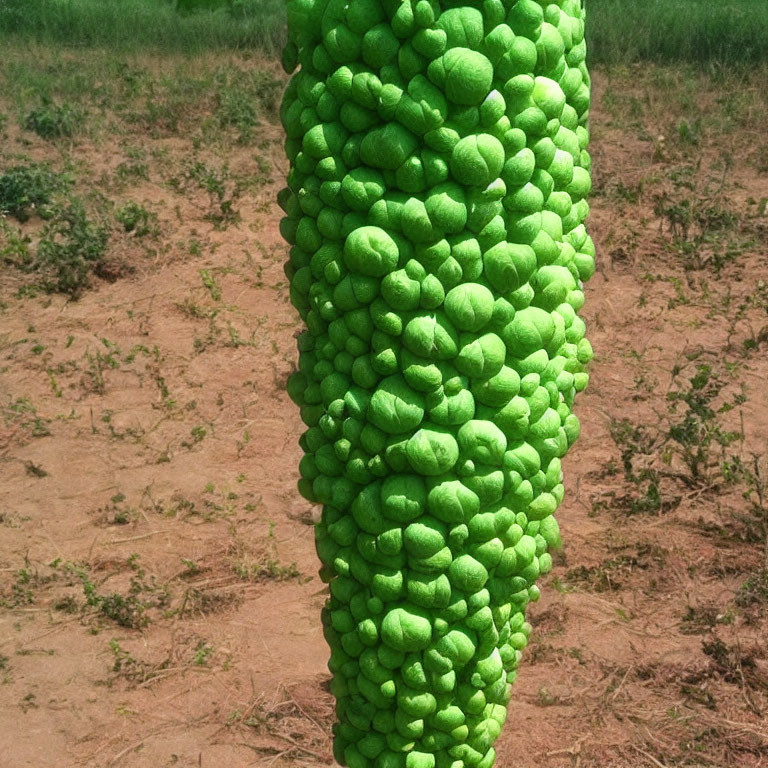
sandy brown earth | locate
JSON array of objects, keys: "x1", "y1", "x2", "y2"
[{"x1": 1, "y1": 53, "x2": 767, "y2": 768}]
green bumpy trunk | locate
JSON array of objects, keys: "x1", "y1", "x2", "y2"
[{"x1": 280, "y1": 1, "x2": 594, "y2": 766}]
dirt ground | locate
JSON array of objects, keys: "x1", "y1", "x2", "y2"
[{"x1": 1, "y1": 53, "x2": 767, "y2": 768}]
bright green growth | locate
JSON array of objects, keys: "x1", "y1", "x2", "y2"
[
  {"x1": 281, "y1": 1, "x2": 595, "y2": 766},
  {"x1": 0, "y1": 162, "x2": 71, "y2": 221}
]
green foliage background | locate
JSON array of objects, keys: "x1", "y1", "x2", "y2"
[{"x1": 0, "y1": 0, "x2": 766, "y2": 64}]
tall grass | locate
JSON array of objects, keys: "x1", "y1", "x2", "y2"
[
  {"x1": 588, "y1": 0, "x2": 768, "y2": 67},
  {"x1": 0, "y1": 0, "x2": 286, "y2": 55},
  {"x1": 0, "y1": 0, "x2": 767, "y2": 66}
]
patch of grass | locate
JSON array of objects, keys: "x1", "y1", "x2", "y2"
[
  {"x1": 0, "y1": 567, "x2": 37, "y2": 608},
  {"x1": 0, "y1": 0, "x2": 286, "y2": 55},
  {"x1": 230, "y1": 524, "x2": 302, "y2": 584},
  {"x1": 0, "y1": 162, "x2": 72, "y2": 221},
  {"x1": 232, "y1": 556, "x2": 301, "y2": 583},
  {"x1": 0, "y1": 558, "x2": 60, "y2": 608},
  {"x1": 700, "y1": 636, "x2": 767, "y2": 697},
  {"x1": 35, "y1": 201, "x2": 110, "y2": 297},
  {"x1": 95, "y1": 493, "x2": 139, "y2": 526},
  {"x1": 115, "y1": 160, "x2": 150, "y2": 184},
  {"x1": 666, "y1": 362, "x2": 745, "y2": 487},
  {"x1": 563, "y1": 546, "x2": 667, "y2": 594},
  {"x1": 66, "y1": 559, "x2": 170, "y2": 629},
  {"x1": 192, "y1": 641, "x2": 214, "y2": 666},
  {"x1": 171, "y1": 161, "x2": 241, "y2": 229},
  {"x1": 0, "y1": 222, "x2": 34, "y2": 270},
  {"x1": 199, "y1": 268, "x2": 222, "y2": 301},
  {"x1": 654, "y1": 188, "x2": 752, "y2": 274},
  {"x1": 107, "y1": 639, "x2": 172, "y2": 685},
  {"x1": 2, "y1": 397, "x2": 51, "y2": 438},
  {"x1": 214, "y1": 65, "x2": 281, "y2": 143},
  {"x1": 23, "y1": 99, "x2": 83, "y2": 140},
  {"x1": 3, "y1": 0, "x2": 765, "y2": 66},
  {"x1": 601, "y1": 358, "x2": 747, "y2": 520},
  {"x1": 606, "y1": 417, "x2": 667, "y2": 515},
  {"x1": 115, "y1": 201, "x2": 158, "y2": 237},
  {"x1": 177, "y1": 584, "x2": 241, "y2": 616},
  {"x1": 82, "y1": 340, "x2": 122, "y2": 395},
  {"x1": 725, "y1": 455, "x2": 768, "y2": 603},
  {"x1": 680, "y1": 603, "x2": 734, "y2": 636},
  {"x1": 588, "y1": 0, "x2": 768, "y2": 66},
  {"x1": 736, "y1": 572, "x2": 768, "y2": 618},
  {"x1": 182, "y1": 424, "x2": 208, "y2": 448},
  {"x1": 217, "y1": 83, "x2": 259, "y2": 143}
]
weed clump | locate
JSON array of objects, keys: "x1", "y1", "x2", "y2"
[
  {"x1": 601, "y1": 359, "x2": 747, "y2": 518},
  {"x1": 115, "y1": 201, "x2": 158, "y2": 237},
  {"x1": 24, "y1": 100, "x2": 83, "y2": 140},
  {"x1": 214, "y1": 66, "x2": 281, "y2": 143},
  {"x1": 0, "y1": 163, "x2": 71, "y2": 221},
  {"x1": 36, "y1": 201, "x2": 110, "y2": 297}
]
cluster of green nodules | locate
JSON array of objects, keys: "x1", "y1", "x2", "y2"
[{"x1": 280, "y1": 0, "x2": 593, "y2": 766}]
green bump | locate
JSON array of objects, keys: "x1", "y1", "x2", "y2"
[
  {"x1": 428, "y1": 48, "x2": 493, "y2": 106},
  {"x1": 436, "y1": 7, "x2": 484, "y2": 49},
  {"x1": 382, "y1": 474, "x2": 428, "y2": 522},
  {"x1": 361, "y1": 123, "x2": 419, "y2": 170},
  {"x1": 369, "y1": 375, "x2": 426, "y2": 434},
  {"x1": 427, "y1": 479, "x2": 480, "y2": 523},
  {"x1": 404, "y1": 517, "x2": 448, "y2": 558},
  {"x1": 532, "y1": 76, "x2": 566, "y2": 120},
  {"x1": 344, "y1": 226, "x2": 399, "y2": 277},
  {"x1": 425, "y1": 183, "x2": 468, "y2": 234},
  {"x1": 342, "y1": 168, "x2": 387, "y2": 212},
  {"x1": 444, "y1": 283, "x2": 494, "y2": 332},
  {"x1": 449, "y1": 554, "x2": 489, "y2": 592},
  {"x1": 450, "y1": 134, "x2": 505, "y2": 188},
  {"x1": 457, "y1": 420, "x2": 508, "y2": 465},
  {"x1": 407, "y1": 427, "x2": 460, "y2": 476},
  {"x1": 403, "y1": 312, "x2": 459, "y2": 361},
  {"x1": 381, "y1": 607, "x2": 433, "y2": 652},
  {"x1": 456, "y1": 333, "x2": 506, "y2": 379}
]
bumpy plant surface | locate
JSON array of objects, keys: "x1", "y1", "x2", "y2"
[{"x1": 280, "y1": 1, "x2": 594, "y2": 766}]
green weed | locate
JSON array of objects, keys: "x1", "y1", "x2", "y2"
[
  {"x1": 0, "y1": 558, "x2": 59, "y2": 608},
  {"x1": 605, "y1": 361, "x2": 745, "y2": 516},
  {"x1": 0, "y1": 0, "x2": 286, "y2": 55},
  {"x1": 607, "y1": 418, "x2": 665, "y2": 515},
  {"x1": 172, "y1": 161, "x2": 241, "y2": 229},
  {"x1": 666, "y1": 363, "x2": 745, "y2": 487},
  {"x1": 0, "y1": 162, "x2": 71, "y2": 221},
  {"x1": 23, "y1": 100, "x2": 83, "y2": 139},
  {"x1": 199, "y1": 268, "x2": 222, "y2": 301},
  {"x1": 230, "y1": 524, "x2": 302, "y2": 584},
  {"x1": 115, "y1": 160, "x2": 150, "y2": 184},
  {"x1": 115, "y1": 201, "x2": 158, "y2": 237},
  {"x1": 66, "y1": 559, "x2": 170, "y2": 629},
  {"x1": 588, "y1": 0, "x2": 768, "y2": 66},
  {"x1": 82, "y1": 341, "x2": 122, "y2": 395},
  {"x1": 2, "y1": 397, "x2": 51, "y2": 438},
  {"x1": 654, "y1": 184, "x2": 752, "y2": 274},
  {"x1": 0, "y1": 222, "x2": 33, "y2": 270},
  {"x1": 725, "y1": 455, "x2": 768, "y2": 594},
  {"x1": 35, "y1": 201, "x2": 110, "y2": 297},
  {"x1": 214, "y1": 65, "x2": 281, "y2": 142},
  {"x1": 192, "y1": 641, "x2": 214, "y2": 666},
  {"x1": 107, "y1": 639, "x2": 171, "y2": 684}
]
